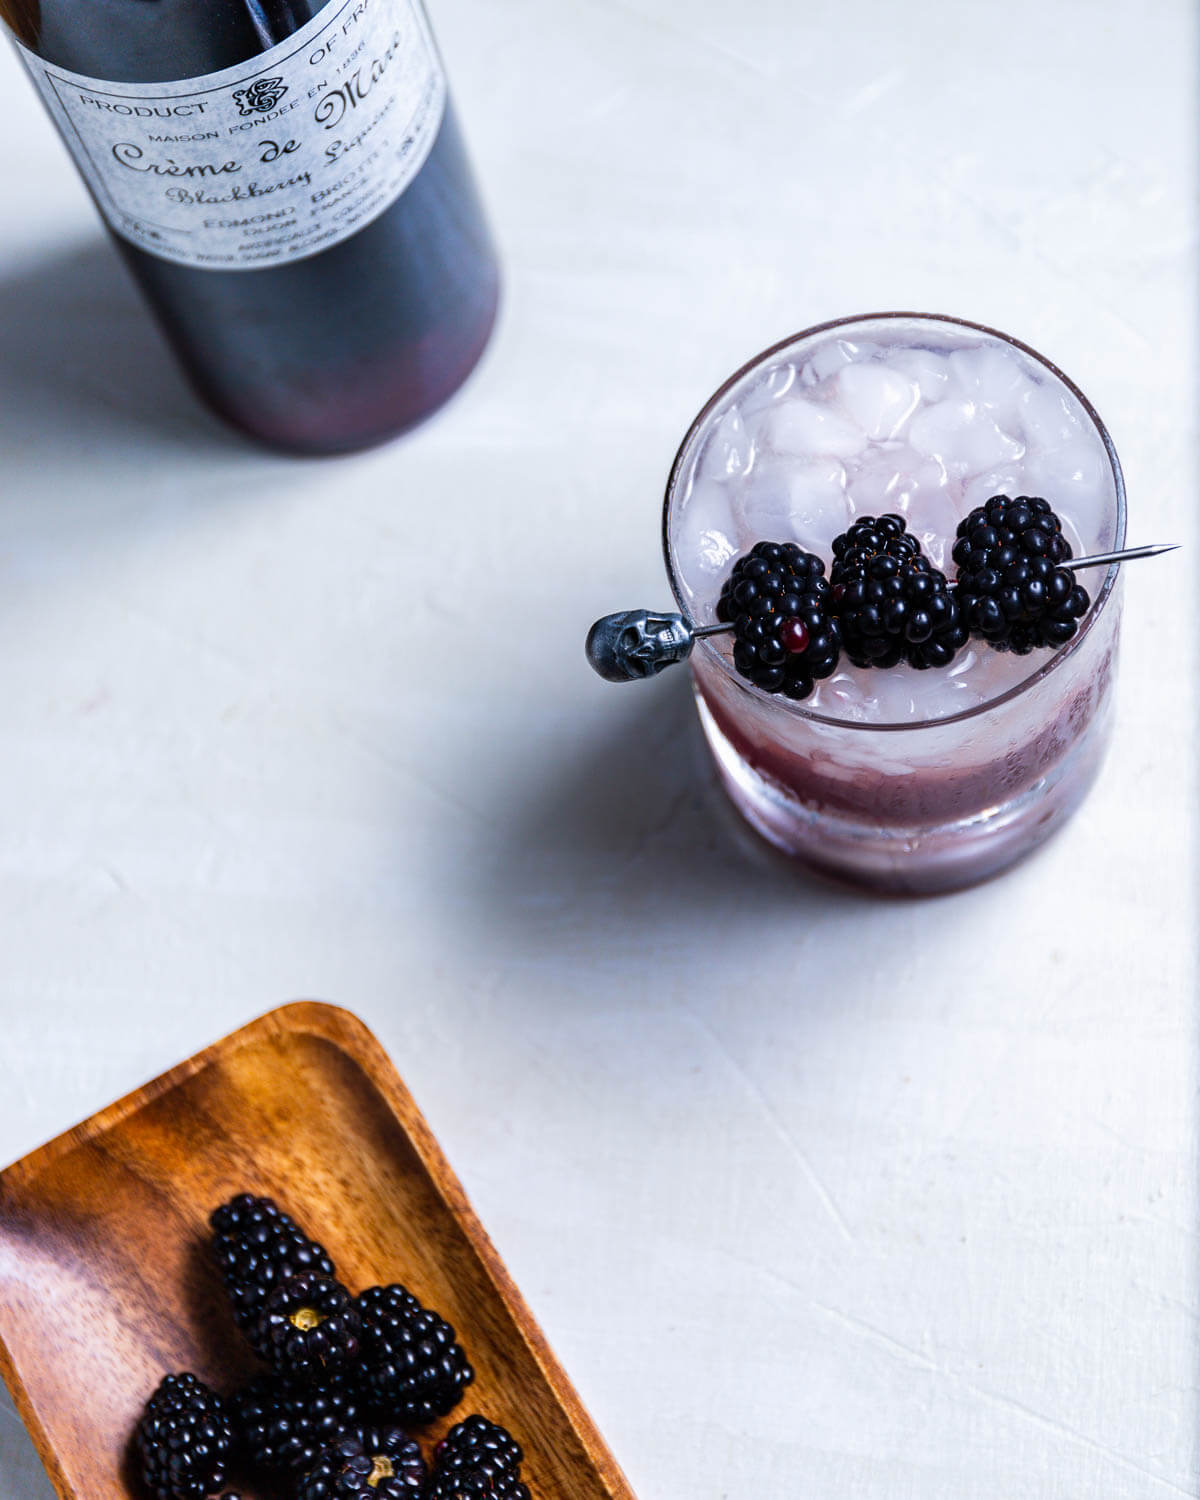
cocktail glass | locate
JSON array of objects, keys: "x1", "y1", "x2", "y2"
[{"x1": 663, "y1": 312, "x2": 1125, "y2": 895}]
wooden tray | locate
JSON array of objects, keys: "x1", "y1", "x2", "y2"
[{"x1": 0, "y1": 1003, "x2": 635, "y2": 1500}]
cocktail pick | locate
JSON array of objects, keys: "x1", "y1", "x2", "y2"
[
  {"x1": 584, "y1": 611, "x2": 729, "y2": 683},
  {"x1": 1053, "y1": 542, "x2": 1178, "y2": 570},
  {"x1": 585, "y1": 542, "x2": 1178, "y2": 683}
]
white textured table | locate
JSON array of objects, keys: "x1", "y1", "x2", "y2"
[{"x1": 0, "y1": 2, "x2": 1196, "y2": 1496}]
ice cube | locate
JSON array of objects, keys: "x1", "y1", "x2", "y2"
[
  {"x1": 947, "y1": 346, "x2": 1033, "y2": 430},
  {"x1": 962, "y1": 469, "x2": 1026, "y2": 511},
  {"x1": 1022, "y1": 442, "x2": 1108, "y2": 500},
  {"x1": 808, "y1": 669, "x2": 871, "y2": 723},
  {"x1": 737, "y1": 456, "x2": 850, "y2": 555},
  {"x1": 809, "y1": 665, "x2": 922, "y2": 729},
  {"x1": 763, "y1": 396, "x2": 868, "y2": 459},
  {"x1": 739, "y1": 361, "x2": 798, "y2": 419},
  {"x1": 674, "y1": 479, "x2": 738, "y2": 588},
  {"x1": 921, "y1": 646, "x2": 992, "y2": 715},
  {"x1": 785, "y1": 459, "x2": 852, "y2": 554},
  {"x1": 1018, "y1": 383, "x2": 1084, "y2": 451},
  {"x1": 961, "y1": 643, "x2": 1032, "y2": 706},
  {"x1": 893, "y1": 673, "x2": 973, "y2": 723},
  {"x1": 836, "y1": 362, "x2": 920, "y2": 440},
  {"x1": 845, "y1": 445, "x2": 923, "y2": 513},
  {"x1": 901, "y1": 481, "x2": 960, "y2": 570},
  {"x1": 804, "y1": 337, "x2": 884, "y2": 385},
  {"x1": 860, "y1": 666, "x2": 921, "y2": 725},
  {"x1": 697, "y1": 528, "x2": 738, "y2": 574},
  {"x1": 699, "y1": 404, "x2": 754, "y2": 483},
  {"x1": 731, "y1": 474, "x2": 795, "y2": 542},
  {"x1": 908, "y1": 398, "x2": 1025, "y2": 475},
  {"x1": 889, "y1": 348, "x2": 952, "y2": 402}
]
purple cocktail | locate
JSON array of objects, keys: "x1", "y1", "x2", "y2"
[{"x1": 664, "y1": 313, "x2": 1125, "y2": 894}]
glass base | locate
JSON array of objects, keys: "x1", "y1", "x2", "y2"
[{"x1": 698, "y1": 692, "x2": 1113, "y2": 896}]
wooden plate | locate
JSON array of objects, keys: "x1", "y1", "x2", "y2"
[{"x1": 0, "y1": 1002, "x2": 636, "y2": 1500}]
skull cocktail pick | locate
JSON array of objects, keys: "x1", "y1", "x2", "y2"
[
  {"x1": 585, "y1": 610, "x2": 730, "y2": 683},
  {"x1": 585, "y1": 542, "x2": 1177, "y2": 685}
]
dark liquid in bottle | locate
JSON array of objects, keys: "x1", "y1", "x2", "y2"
[{"x1": 8, "y1": 0, "x2": 499, "y2": 453}]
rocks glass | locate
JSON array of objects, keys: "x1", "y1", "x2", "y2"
[{"x1": 664, "y1": 313, "x2": 1125, "y2": 894}]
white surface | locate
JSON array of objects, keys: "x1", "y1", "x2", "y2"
[{"x1": 0, "y1": 1, "x2": 1196, "y2": 1497}]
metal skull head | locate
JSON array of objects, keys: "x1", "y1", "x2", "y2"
[{"x1": 585, "y1": 609, "x2": 694, "y2": 682}]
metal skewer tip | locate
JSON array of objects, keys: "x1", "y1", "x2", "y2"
[{"x1": 1069, "y1": 542, "x2": 1179, "y2": 571}]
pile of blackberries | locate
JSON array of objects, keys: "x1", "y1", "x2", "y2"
[
  {"x1": 717, "y1": 497, "x2": 1090, "y2": 694},
  {"x1": 133, "y1": 1194, "x2": 531, "y2": 1500}
]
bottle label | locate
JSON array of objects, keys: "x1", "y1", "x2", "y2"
[{"x1": 14, "y1": 0, "x2": 447, "y2": 271}]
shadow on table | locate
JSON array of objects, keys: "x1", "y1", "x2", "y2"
[
  {"x1": 0, "y1": 236, "x2": 243, "y2": 462},
  {"x1": 465, "y1": 671, "x2": 874, "y2": 966},
  {"x1": 0, "y1": 237, "x2": 320, "y2": 612}
]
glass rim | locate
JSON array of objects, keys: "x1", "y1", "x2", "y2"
[{"x1": 661, "y1": 310, "x2": 1127, "y2": 733}]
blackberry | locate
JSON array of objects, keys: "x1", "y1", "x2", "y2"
[
  {"x1": 257, "y1": 1272, "x2": 362, "y2": 1384},
  {"x1": 715, "y1": 541, "x2": 841, "y2": 700},
  {"x1": 952, "y1": 494, "x2": 1090, "y2": 654},
  {"x1": 135, "y1": 1373, "x2": 236, "y2": 1500},
  {"x1": 231, "y1": 1374, "x2": 365, "y2": 1475},
  {"x1": 297, "y1": 1427, "x2": 426, "y2": 1499},
  {"x1": 356, "y1": 1284, "x2": 473, "y2": 1426},
  {"x1": 209, "y1": 1193, "x2": 335, "y2": 1340},
  {"x1": 425, "y1": 1477, "x2": 517, "y2": 1500},
  {"x1": 830, "y1": 513, "x2": 967, "y2": 670},
  {"x1": 425, "y1": 1416, "x2": 530, "y2": 1500}
]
